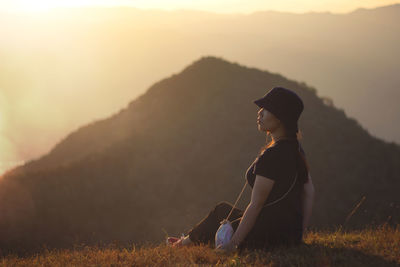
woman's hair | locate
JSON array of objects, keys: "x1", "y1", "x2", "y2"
[{"x1": 258, "y1": 129, "x2": 310, "y2": 184}]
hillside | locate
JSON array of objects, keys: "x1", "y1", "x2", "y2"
[
  {"x1": 1, "y1": 4, "x2": 400, "y2": 172},
  {"x1": 0, "y1": 56, "x2": 399, "y2": 254},
  {"x1": 1, "y1": 225, "x2": 399, "y2": 266}
]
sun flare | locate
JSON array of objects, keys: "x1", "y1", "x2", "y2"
[
  {"x1": 3, "y1": 0, "x2": 123, "y2": 12},
  {"x1": 10, "y1": 0, "x2": 58, "y2": 11}
]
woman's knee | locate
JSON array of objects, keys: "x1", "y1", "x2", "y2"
[{"x1": 214, "y1": 201, "x2": 233, "y2": 213}]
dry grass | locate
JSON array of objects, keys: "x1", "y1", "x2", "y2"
[{"x1": 1, "y1": 224, "x2": 399, "y2": 266}]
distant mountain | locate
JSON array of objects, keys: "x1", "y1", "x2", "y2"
[
  {"x1": 0, "y1": 56, "x2": 399, "y2": 254},
  {"x1": 1, "y1": 4, "x2": 400, "y2": 174},
  {"x1": 351, "y1": 3, "x2": 400, "y2": 15}
]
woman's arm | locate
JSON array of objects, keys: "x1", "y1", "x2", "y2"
[
  {"x1": 301, "y1": 173, "x2": 315, "y2": 232},
  {"x1": 230, "y1": 175, "x2": 274, "y2": 247}
]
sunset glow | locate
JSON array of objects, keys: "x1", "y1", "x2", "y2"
[
  {"x1": 1, "y1": 0, "x2": 399, "y2": 14},
  {"x1": 0, "y1": 0, "x2": 399, "y2": 176}
]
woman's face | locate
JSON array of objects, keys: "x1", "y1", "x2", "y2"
[{"x1": 257, "y1": 108, "x2": 281, "y2": 132}]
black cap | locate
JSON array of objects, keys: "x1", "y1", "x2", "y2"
[{"x1": 254, "y1": 87, "x2": 304, "y2": 133}]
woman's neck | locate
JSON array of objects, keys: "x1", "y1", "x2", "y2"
[
  {"x1": 270, "y1": 131, "x2": 287, "y2": 143},
  {"x1": 268, "y1": 125, "x2": 298, "y2": 145},
  {"x1": 270, "y1": 132, "x2": 297, "y2": 143},
  {"x1": 272, "y1": 136, "x2": 288, "y2": 142}
]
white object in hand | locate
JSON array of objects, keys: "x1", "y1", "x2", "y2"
[{"x1": 215, "y1": 219, "x2": 233, "y2": 248}]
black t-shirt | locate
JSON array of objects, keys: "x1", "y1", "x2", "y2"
[{"x1": 242, "y1": 139, "x2": 307, "y2": 248}]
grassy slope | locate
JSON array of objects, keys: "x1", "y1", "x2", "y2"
[{"x1": 1, "y1": 225, "x2": 399, "y2": 266}]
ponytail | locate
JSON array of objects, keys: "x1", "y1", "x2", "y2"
[{"x1": 291, "y1": 130, "x2": 310, "y2": 184}]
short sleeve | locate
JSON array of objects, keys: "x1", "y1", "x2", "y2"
[{"x1": 252, "y1": 149, "x2": 281, "y2": 181}]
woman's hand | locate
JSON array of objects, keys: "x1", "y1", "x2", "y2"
[{"x1": 171, "y1": 238, "x2": 183, "y2": 247}]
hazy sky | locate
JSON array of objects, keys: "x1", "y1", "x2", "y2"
[
  {"x1": 1, "y1": 0, "x2": 399, "y2": 14},
  {"x1": 0, "y1": 0, "x2": 399, "y2": 177}
]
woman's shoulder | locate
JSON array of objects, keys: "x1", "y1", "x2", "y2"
[
  {"x1": 257, "y1": 145, "x2": 281, "y2": 161},
  {"x1": 258, "y1": 141, "x2": 298, "y2": 163},
  {"x1": 253, "y1": 145, "x2": 289, "y2": 181}
]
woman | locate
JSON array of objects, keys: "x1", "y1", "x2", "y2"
[{"x1": 168, "y1": 87, "x2": 315, "y2": 252}]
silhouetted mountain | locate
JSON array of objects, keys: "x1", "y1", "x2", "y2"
[
  {"x1": 1, "y1": 4, "x2": 400, "y2": 173},
  {"x1": 0, "y1": 56, "x2": 399, "y2": 254}
]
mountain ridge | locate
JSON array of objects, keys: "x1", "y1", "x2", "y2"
[
  {"x1": 32, "y1": 3, "x2": 400, "y2": 16},
  {"x1": 2, "y1": 3, "x2": 400, "y2": 176},
  {"x1": 0, "y1": 56, "x2": 399, "y2": 254}
]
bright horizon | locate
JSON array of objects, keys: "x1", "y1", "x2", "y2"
[{"x1": 1, "y1": 0, "x2": 399, "y2": 14}]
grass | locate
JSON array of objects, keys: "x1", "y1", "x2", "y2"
[{"x1": 1, "y1": 224, "x2": 399, "y2": 266}]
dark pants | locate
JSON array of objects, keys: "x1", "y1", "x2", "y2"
[
  {"x1": 186, "y1": 201, "x2": 303, "y2": 250},
  {"x1": 186, "y1": 201, "x2": 243, "y2": 247}
]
